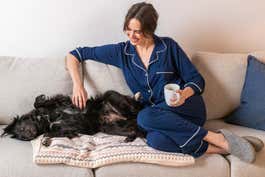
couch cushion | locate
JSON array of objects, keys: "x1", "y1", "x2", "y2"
[
  {"x1": 204, "y1": 119, "x2": 265, "y2": 177},
  {"x1": 0, "y1": 125, "x2": 93, "y2": 177},
  {"x1": 0, "y1": 56, "x2": 73, "y2": 124},
  {"x1": 192, "y1": 51, "x2": 265, "y2": 120},
  {"x1": 94, "y1": 154, "x2": 229, "y2": 177},
  {"x1": 225, "y1": 55, "x2": 265, "y2": 130},
  {"x1": 192, "y1": 52, "x2": 248, "y2": 120},
  {"x1": 83, "y1": 60, "x2": 132, "y2": 97}
]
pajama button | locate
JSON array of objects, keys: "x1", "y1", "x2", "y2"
[
  {"x1": 148, "y1": 90, "x2": 151, "y2": 93},
  {"x1": 145, "y1": 73, "x2": 148, "y2": 77}
]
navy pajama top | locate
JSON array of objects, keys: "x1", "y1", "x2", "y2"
[{"x1": 70, "y1": 35, "x2": 205, "y2": 108}]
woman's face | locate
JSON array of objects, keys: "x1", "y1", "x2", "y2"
[{"x1": 125, "y1": 18, "x2": 146, "y2": 46}]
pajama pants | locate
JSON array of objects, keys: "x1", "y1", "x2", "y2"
[{"x1": 137, "y1": 95, "x2": 209, "y2": 158}]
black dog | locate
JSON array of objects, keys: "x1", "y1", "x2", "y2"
[{"x1": 1, "y1": 90, "x2": 145, "y2": 145}]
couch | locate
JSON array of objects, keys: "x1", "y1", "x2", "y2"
[{"x1": 1, "y1": 50, "x2": 265, "y2": 177}]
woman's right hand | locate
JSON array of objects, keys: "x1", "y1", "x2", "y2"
[
  {"x1": 66, "y1": 53, "x2": 88, "y2": 110},
  {"x1": 72, "y1": 84, "x2": 88, "y2": 110}
]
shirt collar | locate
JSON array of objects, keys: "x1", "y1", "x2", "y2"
[{"x1": 124, "y1": 34, "x2": 166, "y2": 56}]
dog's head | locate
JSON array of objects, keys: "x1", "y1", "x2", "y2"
[{"x1": 1, "y1": 110, "x2": 50, "y2": 141}]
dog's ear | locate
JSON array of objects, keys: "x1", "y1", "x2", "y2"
[
  {"x1": 1, "y1": 116, "x2": 19, "y2": 137},
  {"x1": 10, "y1": 134, "x2": 17, "y2": 139}
]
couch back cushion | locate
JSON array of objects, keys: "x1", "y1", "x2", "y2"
[
  {"x1": 83, "y1": 60, "x2": 132, "y2": 97},
  {"x1": 192, "y1": 52, "x2": 248, "y2": 120},
  {"x1": 0, "y1": 56, "x2": 73, "y2": 124},
  {"x1": 82, "y1": 51, "x2": 265, "y2": 121}
]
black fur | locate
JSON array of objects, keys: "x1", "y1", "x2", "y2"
[{"x1": 1, "y1": 90, "x2": 146, "y2": 145}]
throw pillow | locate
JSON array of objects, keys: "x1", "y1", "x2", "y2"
[{"x1": 225, "y1": 55, "x2": 265, "y2": 130}]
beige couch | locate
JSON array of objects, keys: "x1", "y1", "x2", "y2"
[{"x1": 1, "y1": 51, "x2": 265, "y2": 177}]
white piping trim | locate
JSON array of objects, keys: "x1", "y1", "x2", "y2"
[
  {"x1": 75, "y1": 48, "x2": 82, "y2": 61},
  {"x1": 194, "y1": 140, "x2": 203, "y2": 154},
  {"x1": 184, "y1": 82, "x2": 202, "y2": 93},
  {"x1": 146, "y1": 72, "x2": 155, "y2": 105},
  {"x1": 132, "y1": 58, "x2": 146, "y2": 72},
  {"x1": 124, "y1": 42, "x2": 146, "y2": 72},
  {"x1": 179, "y1": 127, "x2": 201, "y2": 148},
  {"x1": 123, "y1": 38, "x2": 167, "y2": 106},
  {"x1": 124, "y1": 42, "x2": 154, "y2": 105},
  {"x1": 124, "y1": 41, "x2": 133, "y2": 56},
  {"x1": 149, "y1": 37, "x2": 167, "y2": 67},
  {"x1": 156, "y1": 71, "x2": 174, "y2": 74}
]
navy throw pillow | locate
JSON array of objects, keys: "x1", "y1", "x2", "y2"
[{"x1": 225, "y1": 55, "x2": 265, "y2": 130}]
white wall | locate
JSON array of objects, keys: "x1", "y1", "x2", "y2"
[{"x1": 0, "y1": 0, "x2": 264, "y2": 58}]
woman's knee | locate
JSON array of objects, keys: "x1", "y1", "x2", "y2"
[
  {"x1": 146, "y1": 131, "x2": 180, "y2": 152},
  {"x1": 137, "y1": 107, "x2": 154, "y2": 128},
  {"x1": 146, "y1": 131, "x2": 209, "y2": 158}
]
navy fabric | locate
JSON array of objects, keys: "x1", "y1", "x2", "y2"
[
  {"x1": 70, "y1": 35, "x2": 208, "y2": 157},
  {"x1": 137, "y1": 100, "x2": 208, "y2": 158},
  {"x1": 70, "y1": 35, "x2": 205, "y2": 107},
  {"x1": 225, "y1": 55, "x2": 265, "y2": 131}
]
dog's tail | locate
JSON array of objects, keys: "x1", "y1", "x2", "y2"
[
  {"x1": 1, "y1": 126, "x2": 8, "y2": 137},
  {"x1": 0, "y1": 116, "x2": 19, "y2": 137}
]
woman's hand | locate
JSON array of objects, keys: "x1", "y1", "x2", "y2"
[
  {"x1": 169, "y1": 89, "x2": 186, "y2": 107},
  {"x1": 66, "y1": 53, "x2": 88, "y2": 109},
  {"x1": 169, "y1": 87, "x2": 194, "y2": 107},
  {"x1": 72, "y1": 85, "x2": 88, "y2": 110}
]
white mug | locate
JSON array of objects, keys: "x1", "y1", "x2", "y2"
[{"x1": 164, "y1": 83, "x2": 180, "y2": 106}]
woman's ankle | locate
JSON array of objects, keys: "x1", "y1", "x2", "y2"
[{"x1": 204, "y1": 131, "x2": 229, "y2": 151}]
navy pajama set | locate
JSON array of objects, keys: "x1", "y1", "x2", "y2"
[{"x1": 70, "y1": 35, "x2": 209, "y2": 157}]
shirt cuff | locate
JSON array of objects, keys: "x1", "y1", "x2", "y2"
[
  {"x1": 69, "y1": 48, "x2": 82, "y2": 62},
  {"x1": 184, "y1": 82, "x2": 203, "y2": 95}
]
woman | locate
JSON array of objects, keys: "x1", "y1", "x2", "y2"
[{"x1": 66, "y1": 2, "x2": 262, "y2": 162}]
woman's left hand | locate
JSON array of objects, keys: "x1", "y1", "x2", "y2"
[
  {"x1": 169, "y1": 89, "x2": 186, "y2": 107},
  {"x1": 169, "y1": 87, "x2": 194, "y2": 107}
]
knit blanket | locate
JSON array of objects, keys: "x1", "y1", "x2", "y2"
[{"x1": 31, "y1": 133, "x2": 195, "y2": 168}]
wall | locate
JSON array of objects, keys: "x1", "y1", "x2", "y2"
[{"x1": 0, "y1": 0, "x2": 264, "y2": 58}]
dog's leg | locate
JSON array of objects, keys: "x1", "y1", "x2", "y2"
[
  {"x1": 124, "y1": 128, "x2": 146, "y2": 142},
  {"x1": 124, "y1": 132, "x2": 137, "y2": 142},
  {"x1": 41, "y1": 136, "x2": 52, "y2": 147}
]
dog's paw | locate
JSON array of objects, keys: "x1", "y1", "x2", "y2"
[
  {"x1": 124, "y1": 134, "x2": 136, "y2": 143},
  {"x1": 41, "y1": 137, "x2": 52, "y2": 147},
  {"x1": 134, "y1": 92, "x2": 142, "y2": 101},
  {"x1": 34, "y1": 95, "x2": 48, "y2": 108}
]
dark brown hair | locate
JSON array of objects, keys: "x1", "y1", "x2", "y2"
[{"x1": 123, "y1": 2, "x2": 158, "y2": 36}]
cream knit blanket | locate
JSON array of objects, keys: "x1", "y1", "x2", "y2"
[{"x1": 31, "y1": 133, "x2": 194, "y2": 168}]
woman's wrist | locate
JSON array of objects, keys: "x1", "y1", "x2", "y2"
[
  {"x1": 182, "y1": 87, "x2": 194, "y2": 100},
  {"x1": 66, "y1": 54, "x2": 83, "y2": 88},
  {"x1": 73, "y1": 83, "x2": 84, "y2": 90}
]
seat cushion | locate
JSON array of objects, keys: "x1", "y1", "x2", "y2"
[
  {"x1": 0, "y1": 125, "x2": 93, "y2": 177},
  {"x1": 0, "y1": 56, "x2": 73, "y2": 124},
  {"x1": 94, "y1": 154, "x2": 229, "y2": 177},
  {"x1": 204, "y1": 119, "x2": 265, "y2": 177}
]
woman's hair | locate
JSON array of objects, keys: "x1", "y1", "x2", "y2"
[{"x1": 123, "y1": 2, "x2": 158, "y2": 36}]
